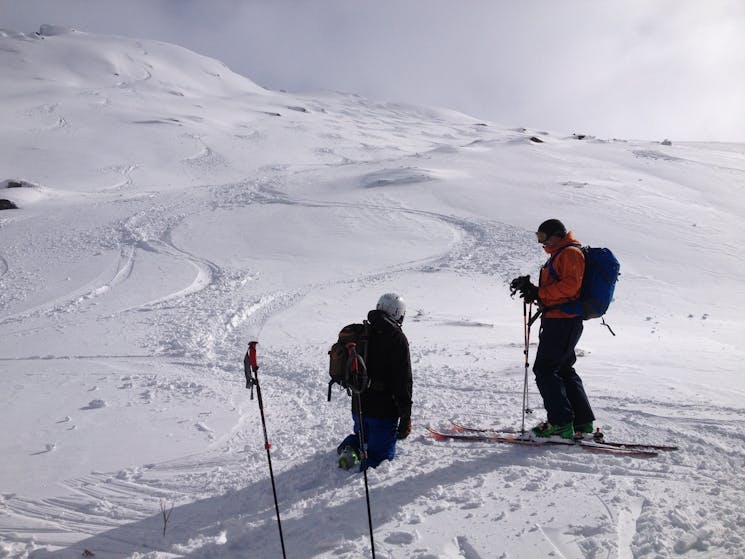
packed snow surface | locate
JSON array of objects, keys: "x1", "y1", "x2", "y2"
[{"x1": 1, "y1": 26, "x2": 744, "y2": 559}]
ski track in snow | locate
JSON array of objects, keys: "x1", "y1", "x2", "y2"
[{"x1": 0, "y1": 247, "x2": 131, "y2": 326}]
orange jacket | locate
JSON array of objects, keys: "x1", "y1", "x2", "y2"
[{"x1": 538, "y1": 232, "x2": 584, "y2": 318}]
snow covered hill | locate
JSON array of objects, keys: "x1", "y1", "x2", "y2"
[{"x1": 1, "y1": 26, "x2": 744, "y2": 559}]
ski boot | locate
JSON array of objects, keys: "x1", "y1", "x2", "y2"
[
  {"x1": 531, "y1": 421, "x2": 574, "y2": 439},
  {"x1": 574, "y1": 421, "x2": 594, "y2": 435},
  {"x1": 337, "y1": 445, "x2": 360, "y2": 470}
]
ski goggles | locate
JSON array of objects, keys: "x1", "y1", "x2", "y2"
[{"x1": 535, "y1": 230, "x2": 550, "y2": 244}]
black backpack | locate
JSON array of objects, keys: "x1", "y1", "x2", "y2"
[{"x1": 327, "y1": 321, "x2": 370, "y2": 401}]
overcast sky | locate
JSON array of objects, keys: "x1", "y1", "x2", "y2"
[{"x1": 3, "y1": 0, "x2": 744, "y2": 142}]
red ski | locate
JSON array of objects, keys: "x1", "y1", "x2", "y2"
[
  {"x1": 448, "y1": 421, "x2": 679, "y2": 452},
  {"x1": 426, "y1": 426, "x2": 660, "y2": 458}
]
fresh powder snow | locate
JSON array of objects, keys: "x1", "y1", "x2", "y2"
[{"x1": 0, "y1": 26, "x2": 744, "y2": 559}]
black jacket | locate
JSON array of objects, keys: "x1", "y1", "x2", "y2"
[{"x1": 351, "y1": 309, "x2": 413, "y2": 420}]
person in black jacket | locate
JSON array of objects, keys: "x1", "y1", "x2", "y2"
[{"x1": 337, "y1": 293, "x2": 413, "y2": 470}]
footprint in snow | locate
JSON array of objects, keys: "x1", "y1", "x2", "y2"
[
  {"x1": 384, "y1": 531, "x2": 416, "y2": 545},
  {"x1": 31, "y1": 443, "x2": 57, "y2": 455},
  {"x1": 195, "y1": 422, "x2": 215, "y2": 440},
  {"x1": 80, "y1": 399, "x2": 107, "y2": 410}
]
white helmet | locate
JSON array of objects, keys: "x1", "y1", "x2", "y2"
[{"x1": 376, "y1": 293, "x2": 406, "y2": 323}]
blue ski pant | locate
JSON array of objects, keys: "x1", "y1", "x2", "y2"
[
  {"x1": 339, "y1": 414, "x2": 398, "y2": 470},
  {"x1": 533, "y1": 317, "x2": 595, "y2": 427}
]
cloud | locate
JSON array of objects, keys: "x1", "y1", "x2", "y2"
[{"x1": 2, "y1": 0, "x2": 744, "y2": 141}]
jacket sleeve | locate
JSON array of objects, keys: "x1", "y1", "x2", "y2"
[
  {"x1": 539, "y1": 246, "x2": 584, "y2": 304},
  {"x1": 393, "y1": 334, "x2": 413, "y2": 419}
]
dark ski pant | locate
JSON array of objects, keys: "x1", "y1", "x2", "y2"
[
  {"x1": 339, "y1": 414, "x2": 398, "y2": 470},
  {"x1": 533, "y1": 317, "x2": 595, "y2": 427}
]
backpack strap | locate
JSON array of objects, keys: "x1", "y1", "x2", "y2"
[
  {"x1": 361, "y1": 320, "x2": 370, "y2": 360},
  {"x1": 545, "y1": 242, "x2": 582, "y2": 282},
  {"x1": 540, "y1": 243, "x2": 583, "y2": 316}
]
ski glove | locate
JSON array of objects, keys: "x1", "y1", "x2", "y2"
[
  {"x1": 509, "y1": 275, "x2": 531, "y2": 297},
  {"x1": 520, "y1": 283, "x2": 539, "y2": 304},
  {"x1": 397, "y1": 417, "x2": 412, "y2": 440}
]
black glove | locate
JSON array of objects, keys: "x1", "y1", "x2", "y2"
[
  {"x1": 509, "y1": 275, "x2": 531, "y2": 297},
  {"x1": 396, "y1": 417, "x2": 412, "y2": 440},
  {"x1": 520, "y1": 283, "x2": 539, "y2": 304}
]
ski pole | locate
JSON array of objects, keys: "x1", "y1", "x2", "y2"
[
  {"x1": 348, "y1": 342, "x2": 376, "y2": 559},
  {"x1": 244, "y1": 341, "x2": 287, "y2": 559},
  {"x1": 520, "y1": 301, "x2": 535, "y2": 435}
]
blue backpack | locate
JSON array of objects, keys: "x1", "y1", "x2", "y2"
[{"x1": 546, "y1": 244, "x2": 620, "y2": 320}]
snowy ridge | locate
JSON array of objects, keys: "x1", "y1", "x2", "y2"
[{"x1": 1, "y1": 27, "x2": 744, "y2": 559}]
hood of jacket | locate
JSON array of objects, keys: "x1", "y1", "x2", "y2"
[{"x1": 367, "y1": 309, "x2": 402, "y2": 332}]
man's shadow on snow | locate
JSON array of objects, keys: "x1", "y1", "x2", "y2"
[{"x1": 31, "y1": 438, "x2": 530, "y2": 559}]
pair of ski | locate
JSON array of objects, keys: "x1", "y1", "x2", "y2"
[{"x1": 427, "y1": 422, "x2": 678, "y2": 458}]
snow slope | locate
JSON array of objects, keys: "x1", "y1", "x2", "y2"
[{"x1": 1, "y1": 26, "x2": 744, "y2": 559}]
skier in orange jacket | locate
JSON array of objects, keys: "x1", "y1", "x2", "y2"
[{"x1": 511, "y1": 219, "x2": 596, "y2": 439}]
